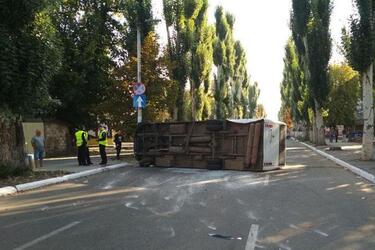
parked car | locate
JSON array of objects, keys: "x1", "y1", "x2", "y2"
[{"x1": 348, "y1": 131, "x2": 363, "y2": 142}]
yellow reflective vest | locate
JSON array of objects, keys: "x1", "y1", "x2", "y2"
[
  {"x1": 98, "y1": 130, "x2": 108, "y2": 146},
  {"x1": 75, "y1": 130, "x2": 84, "y2": 147}
]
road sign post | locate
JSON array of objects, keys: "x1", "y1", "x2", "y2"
[{"x1": 137, "y1": 27, "x2": 142, "y2": 124}]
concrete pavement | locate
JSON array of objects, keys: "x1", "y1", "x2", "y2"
[
  {"x1": 1, "y1": 140, "x2": 375, "y2": 249},
  {"x1": 315, "y1": 143, "x2": 375, "y2": 177},
  {"x1": 41, "y1": 154, "x2": 136, "y2": 173}
]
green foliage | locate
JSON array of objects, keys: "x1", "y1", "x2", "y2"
[
  {"x1": 0, "y1": 0, "x2": 62, "y2": 117},
  {"x1": 326, "y1": 64, "x2": 360, "y2": 127},
  {"x1": 306, "y1": 0, "x2": 332, "y2": 105},
  {"x1": 291, "y1": 0, "x2": 311, "y2": 56},
  {"x1": 123, "y1": 0, "x2": 154, "y2": 56},
  {"x1": 290, "y1": 0, "x2": 332, "y2": 130},
  {"x1": 50, "y1": 0, "x2": 126, "y2": 127},
  {"x1": 163, "y1": 0, "x2": 190, "y2": 120},
  {"x1": 98, "y1": 32, "x2": 178, "y2": 134},
  {"x1": 0, "y1": 164, "x2": 30, "y2": 179},
  {"x1": 342, "y1": 0, "x2": 375, "y2": 73}
]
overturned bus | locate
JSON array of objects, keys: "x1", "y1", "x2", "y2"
[{"x1": 134, "y1": 119, "x2": 286, "y2": 171}]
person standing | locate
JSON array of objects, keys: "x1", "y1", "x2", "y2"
[
  {"x1": 83, "y1": 130, "x2": 93, "y2": 165},
  {"x1": 98, "y1": 126, "x2": 108, "y2": 165},
  {"x1": 114, "y1": 131, "x2": 123, "y2": 160},
  {"x1": 75, "y1": 128, "x2": 86, "y2": 166},
  {"x1": 31, "y1": 129, "x2": 45, "y2": 168}
]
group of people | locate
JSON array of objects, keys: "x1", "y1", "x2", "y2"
[
  {"x1": 30, "y1": 126, "x2": 123, "y2": 168},
  {"x1": 329, "y1": 127, "x2": 339, "y2": 143},
  {"x1": 75, "y1": 126, "x2": 123, "y2": 166}
]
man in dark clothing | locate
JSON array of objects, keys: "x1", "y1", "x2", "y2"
[
  {"x1": 114, "y1": 131, "x2": 123, "y2": 160},
  {"x1": 98, "y1": 126, "x2": 108, "y2": 165},
  {"x1": 83, "y1": 130, "x2": 93, "y2": 165}
]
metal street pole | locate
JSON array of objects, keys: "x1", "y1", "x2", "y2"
[{"x1": 137, "y1": 26, "x2": 142, "y2": 124}]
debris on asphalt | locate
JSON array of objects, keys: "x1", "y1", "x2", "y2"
[
  {"x1": 41, "y1": 206, "x2": 49, "y2": 211},
  {"x1": 208, "y1": 233, "x2": 242, "y2": 240},
  {"x1": 312, "y1": 229, "x2": 329, "y2": 237}
]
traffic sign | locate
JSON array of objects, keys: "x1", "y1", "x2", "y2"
[
  {"x1": 133, "y1": 82, "x2": 146, "y2": 95},
  {"x1": 133, "y1": 95, "x2": 146, "y2": 108}
]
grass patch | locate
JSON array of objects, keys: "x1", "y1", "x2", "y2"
[
  {"x1": 0, "y1": 165, "x2": 31, "y2": 179},
  {"x1": 0, "y1": 165, "x2": 70, "y2": 188}
]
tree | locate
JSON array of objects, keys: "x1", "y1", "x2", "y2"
[
  {"x1": 0, "y1": 0, "x2": 61, "y2": 117},
  {"x1": 342, "y1": 0, "x2": 375, "y2": 160},
  {"x1": 99, "y1": 32, "x2": 178, "y2": 135},
  {"x1": 213, "y1": 6, "x2": 236, "y2": 119},
  {"x1": 50, "y1": 0, "x2": 126, "y2": 128},
  {"x1": 163, "y1": 0, "x2": 190, "y2": 120},
  {"x1": 0, "y1": 0, "x2": 62, "y2": 169},
  {"x1": 123, "y1": 0, "x2": 154, "y2": 56},
  {"x1": 291, "y1": 0, "x2": 332, "y2": 145},
  {"x1": 326, "y1": 64, "x2": 360, "y2": 127},
  {"x1": 186, "y1": 0, "x2": 215, "y2": 121},
  {"x1": 255, "y1": 104, "x2": 267, "y2": 119},
  {"x1": 242, "y1": 81, "x2": 260, "y2": 119}
]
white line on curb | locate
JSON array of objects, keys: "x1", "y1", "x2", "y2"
[
  {"x1": 0, "y1": 163, "x2": 130, "y2": 197},
  {"x1": 0, "y1": 186, "x2": 17, "y2": 197},
  {"x1": 299, "y1": 141, "x2": 375, "y2": 184},
  {"x1": 13, "y1": 221, "x2": 81, "y2": 250},
  {"x1": 245, "y1": 224, "x2": 259, "y2": 250}
]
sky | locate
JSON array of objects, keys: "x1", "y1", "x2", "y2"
[{"x1": 152, "y1": 0, "x2": 354, "y2": 120}]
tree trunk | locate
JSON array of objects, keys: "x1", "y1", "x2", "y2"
[
  {"x1": 311, "y1": 115, "x2": 316, "y2": 143},
  {"x1": 0, "y1": 120, "x2": 28, "y2": 170},
  {"x1": 314, "y1": 100, "x2": 326, "y2": 145},
  {"x1": 176, "y1": 85, "x2": 185, "y2": 121},
  {"x1": 191, "y1": 84, "x2": 196, "y2": 121},
  {"x1": 361, "y1": 64, "x2": 374, "y2": 160}
]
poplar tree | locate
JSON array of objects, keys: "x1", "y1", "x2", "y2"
[
  {"x1": 291, "y1": 0, "x2": 332, "y2": 145},
  {"x1": 213, "y1": 6, "x2": 235, "y2": 119},
  {"x1": 342, "y1": 0, "x2": 375, "y2": 160},
  {"x1": 186, "y1": 0, "x2": 214, "y2": 121},
  {"x1": 162, "y1": 0, "x2": 190, "y2": 120}
]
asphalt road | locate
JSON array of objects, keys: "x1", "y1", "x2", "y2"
[{"x1": 1, "y1": 140, "x2": 375, "y2": 250}]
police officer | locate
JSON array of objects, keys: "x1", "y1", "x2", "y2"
[
  {"x1": 83, "y1": 130, "x2": 93, "y2": 165},
  {"x1": 98, "y1": 126, "x2": 108, "y2": 165},
  {"x1": 75, "y1": 128, "x2": 86, "y2": 166}
]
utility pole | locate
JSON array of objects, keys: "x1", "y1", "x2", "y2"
[{"x1": 137, "y1": 26, "x2": 142, "y2": 124}]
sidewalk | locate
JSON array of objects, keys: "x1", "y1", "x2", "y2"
[
  {"x1": 309, "y1": 141, "x2": 375, "y2": 177},
  {"x1": 40, "y1": 153, "x2": 136, "y2": 173}
]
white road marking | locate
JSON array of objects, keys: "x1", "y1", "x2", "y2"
[
  {"x1": 313, "y1": 229, "x2": 329, "y2": 237},
  {"x1": 125, "y1": 202, "x2": 139, "y2": 210},
  {"x1": 14, "y1": 221, "x2": 81, "y2": 250},
  {"x1": 278, "y1": 243, "x2": 292, "y2": 250},
  {"x1": 245, "y1": 224, "x2": 259, "y2": 250},
  {"x1": 264, "y1": 175, "x2": 270, "y2": 186}
]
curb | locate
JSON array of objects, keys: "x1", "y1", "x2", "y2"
[
  {"x1": 299, "y1": 141, "x2": 375, "y2": 184},
  {"x1": 0, "y1": 163, "x2": 129, "y2": 197}
]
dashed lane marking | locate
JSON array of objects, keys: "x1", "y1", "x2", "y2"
[
  {"x1": 13, "y1": 221, "x2": 81, "y2": 250},
  {"x1": 245, "y1": 224, "x2": 259, "y2": 250}
]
